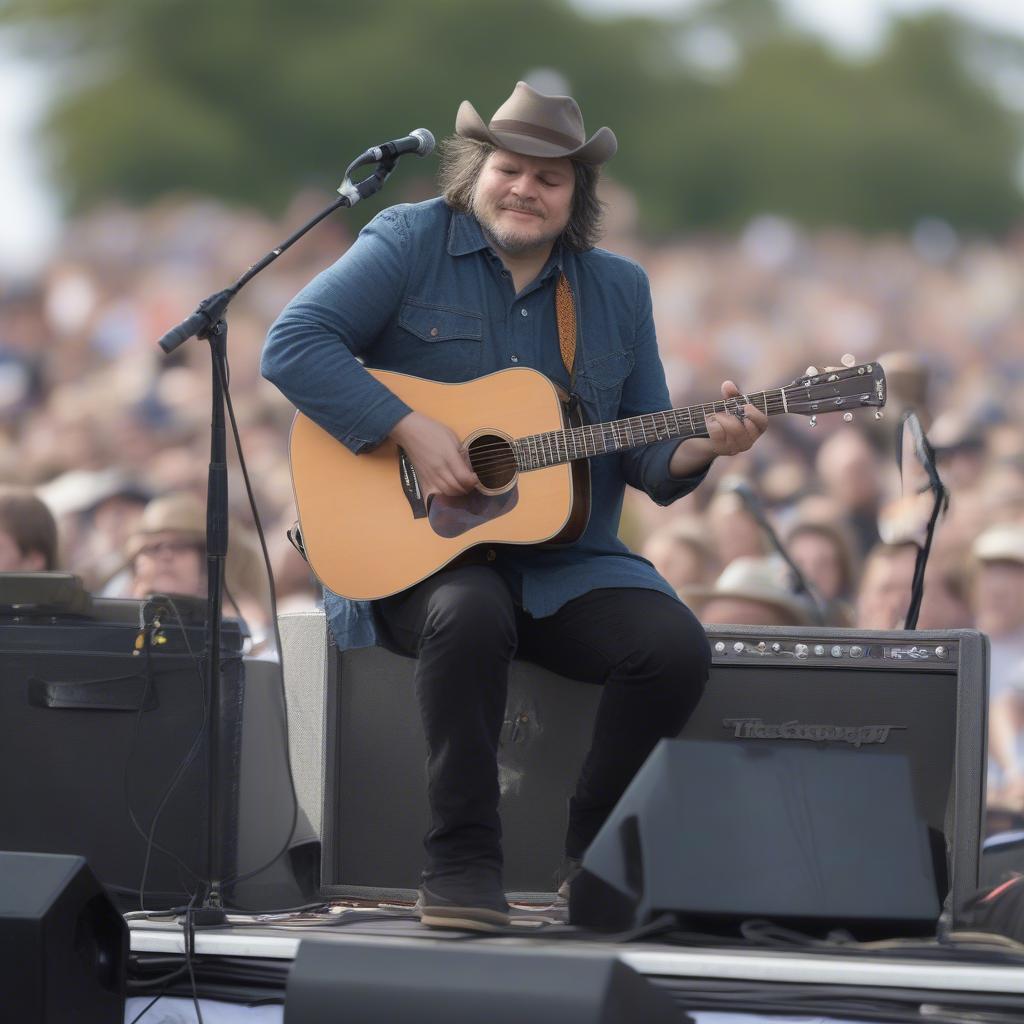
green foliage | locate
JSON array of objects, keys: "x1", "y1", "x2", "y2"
[{"x1": 2, "y1": 0, "x2": 1022, "y2": 234}]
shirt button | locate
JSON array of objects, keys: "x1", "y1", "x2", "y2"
[
  {"x1": 486, "y1": 548, "x2": 497, "y2": 562},
  {"x1": 520, "y1": 308, "x2": 528, "y2": 317},
  {"x1": 510, "y1": 355, "x2": 519, "y2": 363},
  {"x1": 430, "y1": 327, "x2": 438, "y2": 337}
]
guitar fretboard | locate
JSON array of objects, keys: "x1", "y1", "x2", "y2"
[{"x1": 513, "y1": 389, "x2": 788, "y2": 471}]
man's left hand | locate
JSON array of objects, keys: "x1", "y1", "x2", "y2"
[{"x1": 669, "y1": 379, "x2": 768, "y2": 477}]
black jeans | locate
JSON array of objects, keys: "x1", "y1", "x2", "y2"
[{"x1": 374, "y1": 565, "x2": 710, "y2": 875}]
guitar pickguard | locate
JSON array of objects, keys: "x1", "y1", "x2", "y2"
[{"x1": 427, "y1": 487, "x2": 520, "y2": 539}]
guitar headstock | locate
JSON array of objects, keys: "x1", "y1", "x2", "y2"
[{"x1": 782, "y1": 356, "x2": 887, "y2": 426}]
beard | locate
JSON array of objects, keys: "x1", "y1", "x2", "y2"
[{"x1": 471, "y1": 194, "x2": 565, "y2": 256}]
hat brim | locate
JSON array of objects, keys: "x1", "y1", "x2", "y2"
[
  {"x1": 680, "y1": 583, "x2": 816, "y2": 626},
  {"x1": 455, "y1": 100, "x2": 617, "y2": 166}
]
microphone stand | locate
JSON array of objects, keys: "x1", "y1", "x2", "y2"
[
  {"x1": 726, "y1": 480, "x2": 829, "y2": 626},
  {"x1": 898, "y1": 412, "x2": 949, "y2": 631},
  {"x1": 155, "y1": 155, "x2": 398, "y2": 918}
]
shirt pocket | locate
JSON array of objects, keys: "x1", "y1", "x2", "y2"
[
  {"x1": 574, "y1": 349, "x2": 634, "y2": 422},
  {"x1": 396, "y1": 299, "x2": 484, "y2": 381}
]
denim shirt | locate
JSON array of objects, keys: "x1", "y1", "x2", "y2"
[{"x1": 262, "y1": 198, "x2": 709, "y2": 648}]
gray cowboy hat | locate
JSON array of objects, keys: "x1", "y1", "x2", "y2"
[{"x1": 455, "y1": 80, "x2": 617, "y2": 165}]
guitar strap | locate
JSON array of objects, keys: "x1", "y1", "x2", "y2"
[{"x1": 555, "y1": 271, "x2": 578, "y2": 390}]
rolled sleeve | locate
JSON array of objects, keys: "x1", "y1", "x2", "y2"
[{"x1": 261, "y1": 207, "x2": 414, "y2": 453}]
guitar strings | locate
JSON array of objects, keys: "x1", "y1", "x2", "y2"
[{"x1": 456, "y1": 378, "x2": 876, "y2": 471}]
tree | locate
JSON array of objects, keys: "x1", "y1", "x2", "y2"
[{"x1": 2, "y1": 0, "x2": 1021, "y2": 234}]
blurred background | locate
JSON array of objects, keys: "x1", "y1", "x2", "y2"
[{"x1": 2, "y1": 0, "x2": 1024, "y2": 823}]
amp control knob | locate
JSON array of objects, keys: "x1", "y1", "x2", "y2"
[
  {"x1": 771, "y1": 643, "x2": 782, "y2": 653},
  {"x1": 795, "y1": 644, "x2": 809, "y2": 659},
  {"x1": 850, "y1": 645, "x2": 864, "y2": 658},
  {"x1": 814, "y1": 644, "x2": 825, "y2": 656},
  {"x1": 831, "y1": 645, "x2": 843, "y2": 658},
  {"x1": 733, "y1": 642, "x2": 745, "y2": 654},
  {"x1": 714, "y1": 642, "x2": 726, "y2": 654},
  {"x1": 935, "y1": 646, "x2": 947, "y2": 658}
]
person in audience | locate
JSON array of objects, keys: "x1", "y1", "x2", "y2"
[
  {"x1": 988, "y1": 665, "x2": 1024, "y2": 820},
  {"x1": 972, "y1": 524, "x2": 1024, "y2": 703},
  {"x1": 855, "y1": 540, "x2": 973, "y2": 631},
  {"x1": 684, "y1": 554, "x2": 817, "y2": 627},
  {"x1": 816, "y1": 428, "x2": 884, "y2": 557},
  {"x1": 0, "y1": 486, "x2": 59, "y2": 571},
  {"x1": 122, "y1": 492, "x2": 270, "y2": 644},
  {"x1": 640, "y1": 516, "x2": 718, "y2": 591},
  {"x1": 785, "y1": 518, "x2": 857, "y2": 625}
]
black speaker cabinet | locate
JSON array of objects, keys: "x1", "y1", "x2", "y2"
[
  {"x1": 301, "y1": 621, "x2": 985, "y2": 925},
  {"x1": 0, "y1": 851, "x2": 128, "y2": 1023},
  {"x1": 0, "y1": 599, "x2": 303, "y2": 909},
  {"x1": 285, "y1": 939, "x2": 677, "y2": 1024},
  {"x1": 571, "y1": 739, "x2": 943, "y2": 935}
]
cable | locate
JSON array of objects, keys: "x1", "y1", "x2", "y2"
[
  {"x1": 127, "y1": 992, "x2": 165, "y2": 1024},
  {"x1": 121, "y1": 600, "x2": 207, "y2": 911},
  {"x1": 211, "y1": 348, "x2": 302, "y2": 902}
]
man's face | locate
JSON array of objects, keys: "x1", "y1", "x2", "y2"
[
  {"x1": 130, "y1": 531, "x2": 205, "y2": 599},
  {"x1": 974, "y1": 560, "x2": 1024, "y2": 637},
  {"x1": 471, "y1": 149, "x2": 575, "y2": 257}
]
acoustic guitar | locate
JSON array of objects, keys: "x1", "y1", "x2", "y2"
[{"x1": 289, "y1": 360, "x2": 887, "y2": 600}]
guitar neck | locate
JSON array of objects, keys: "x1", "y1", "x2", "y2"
[{"x1": 514, "y1": 389, "x2": 790, "y2": 471}]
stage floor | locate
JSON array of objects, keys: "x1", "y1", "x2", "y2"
[{"x1": 126, "y1": 902, "x2": 1024, "y2": 1024}]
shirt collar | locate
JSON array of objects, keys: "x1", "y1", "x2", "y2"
[
  {"x1": 447, "y1": 210, "x2": 490, "y2": 256},
  {"x1": 447, "y1": 210, "x2": 568, "y2": 278}
]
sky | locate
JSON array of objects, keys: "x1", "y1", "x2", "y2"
[{"x1": 2, "y1": 0, "x2": 1024, "y2": 276}]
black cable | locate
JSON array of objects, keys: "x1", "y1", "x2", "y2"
[
  {"x1": 121, "y1": 602, "x2": 205, "y2": 911},
  {"x1": 133, "y1": 595, "x2": 215, "y2": 910},
  {"x1": 184, "y1": 898, "x2": 206, "y2": 1024},
  {"x1": 211, "y1": 348, "x2": 302, "y2": 902},
  {"x1": 127, "y1": 992, "x2": 165, "y2": 1024}
]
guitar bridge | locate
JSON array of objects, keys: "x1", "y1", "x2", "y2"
[{"x1": 397, "y1": 447, "x2": 427, "y2": 519}]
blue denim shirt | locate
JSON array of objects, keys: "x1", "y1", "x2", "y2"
[{"x1": 262, "y1": 198, "x2": 708, "y2": 648}]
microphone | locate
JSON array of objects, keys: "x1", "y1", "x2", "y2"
[
  {"x1": 338, "y1": 129, "x2": 436, "y2": 207},
  {"x1": 363, "y1": 128, "x2": 435, "y2": 164}
]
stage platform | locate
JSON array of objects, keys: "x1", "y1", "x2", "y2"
[{"x1": 124, "y1": 900, "x2": 1024, "y2": 1024}]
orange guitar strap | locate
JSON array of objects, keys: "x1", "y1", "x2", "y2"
[{"x1": 555, "y1": 272, "x2": 577, "y2": 382}]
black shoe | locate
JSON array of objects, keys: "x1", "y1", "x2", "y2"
[
  {"x1": 555, "y1": 856, "x2": 583, "y2": 903},
  {"x1": 417, "y1": 863, "x2": 510, "y2": 931}
]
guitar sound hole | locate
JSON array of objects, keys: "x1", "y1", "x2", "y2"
[{"x1": 467, "y1": 434, "x2": 517, "y2": 490}]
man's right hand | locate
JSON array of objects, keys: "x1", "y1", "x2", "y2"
[{"x1": 389, "y1": 411, "x2": 479, "y2": 498}]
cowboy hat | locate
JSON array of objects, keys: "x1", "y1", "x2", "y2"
[
  {"x1": 682, "y1": 555, "x2": 818, "y2": 626},
  {"x1": 456, "y1": 80, "x2": 617, "y2": 165}
]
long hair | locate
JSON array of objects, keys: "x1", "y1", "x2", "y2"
[
  {"x1": 0, "y1": 487, "x2": 58, "y2": 570},
  {"x1": 437, "y1": 136, "x2": 605, "y2": 252}
]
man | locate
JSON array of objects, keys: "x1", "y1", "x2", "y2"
[
  {"x1": 262, "y1": 82, "x2": 767, "y2": 929},
  {"x1": 684, "y1": 554, "x2": 817, "y2": 627}
]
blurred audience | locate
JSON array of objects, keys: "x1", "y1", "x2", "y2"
[
  {"x1": 785, "y1": 519, "x2": 858, "y2": 626},
  {"x1": 4, "y1": 195, "x2": 1024, "y2": 821},
  {"x1": 115, "y1": 491, "x2": 271, "y2": 647},
  {"x1": 972, "y1": 525, "x2": 1024, "y2": 702},
  {"x1": 0, "y1": 486, "x2": 59, "y2": 571},
  {"x1": 640, "y1": 517, "x2": 718, "y2": 591},
  {"x1": 685, "y1": 554, "x2": 817, "y2": 627}
]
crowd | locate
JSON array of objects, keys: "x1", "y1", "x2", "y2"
[{"x1": 1, "y1": 182, "x2": 1023, "y2": 825}]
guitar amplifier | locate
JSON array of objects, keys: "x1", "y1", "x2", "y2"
[
  {"x1": 0, "y1": 596, "x2": 307, "y2": 910},
  {"x1": 279, "y1": 615, "x2": 986, "y2": 923}
]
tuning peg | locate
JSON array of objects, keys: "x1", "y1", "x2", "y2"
[
  {"x1": 841, "y1": 353, "x2": 857, "y2": 367},
  {"x1": 805, "y1": 365, "x2": 819, "y2": 376},
  {"x1": 808, "y1": 416, "x2": 817, "y2": 427},
  {"x1": 874, "y1": 410, "x2": 884, "y2": 420},
  {"x1": 843, "y1": 412, "x2": 853, "y2": 422}
]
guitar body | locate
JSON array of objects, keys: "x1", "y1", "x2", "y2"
[{"x1": 289, "y1": 366, "x2": 585, "y2": 600}]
